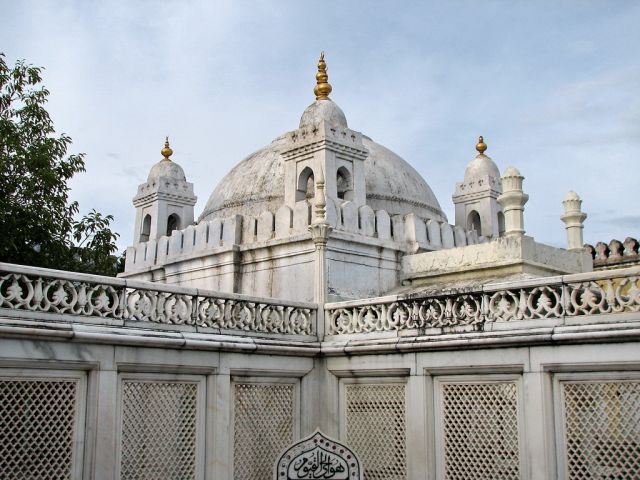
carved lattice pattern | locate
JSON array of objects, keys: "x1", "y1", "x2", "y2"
[
  {"x1": 345, "y1": 383, "x2": 407, "y2": 480},
  {"x1": 233, "y1": 382, "x2": 294, "y2": 480},
  {"x1": 0, "y1": 378, "x2": 79, "y2": 480},
  {"x1": 0, "y1": 268, "x2": 315, "y2": 335},
  {"x1": 326, "y1": 272, "x2": 640, "y2": 334},
  {"x1": 562, "y1": 380, "x2": 640, "y2": 479},
  {"x1": 120, "y1": 380, "x2": 198, "y2": 480},
  {"x1": 440, "y1": 381, "x2": 521, "y2": 480}
]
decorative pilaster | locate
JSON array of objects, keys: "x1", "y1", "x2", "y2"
[
  {"x1": 561, "y1": 191, "x2": 587, "y2": 251},
  {"x1": 309, "y1": 166, "x2": 333, "y2": 339},
  {"x1": 497, "y1": 166, "x2": 528, "y2": 237}
]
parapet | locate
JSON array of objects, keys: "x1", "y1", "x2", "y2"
[
  {"x1": 123, "y1": 200, "x2": 479, "y2": 273},
  {"x1": 585, "y1": 237, "x2": 640, "y2": 270},
  {"x1": 402, "y1": 234, "x2": 593, "y2": 287},
  {"x1": 124, "y1": 215, "x2": 242, "y2": 273}
]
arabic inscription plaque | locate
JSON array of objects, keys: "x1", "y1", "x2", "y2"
[{"x1": 274, "y1": 430, "x2": 363, "y2": 480}]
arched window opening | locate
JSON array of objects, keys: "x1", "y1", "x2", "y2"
[
  {"x1": 167, "y1": 214, "x2": 181, "y2": 236},
  {"x1": 467, "y1": 210, "x2": 481, "y2": 233},
  {"x1": 336, "y1": 167, "x2": 353, "y2": 201},
  {"x1": 140, "y1": 214, "x2": 151, "y2": 242},
  {"x1": 296, "y1": 167, "x2": 315, "y2": 202},
  {"x1": 498, "y1": 211, "x2": 506, "y2": 237}
]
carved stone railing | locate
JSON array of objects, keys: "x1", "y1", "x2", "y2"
[
  {"x1": 326, "y1": 267, "x2": 640, "y2": 335},
  {"x1": 0, "y1": 263, "x2": 316, "y2": 335}
]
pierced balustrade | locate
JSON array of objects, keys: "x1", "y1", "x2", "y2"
[
  {"x1": 0, "y1": 264, "x2": 315, "y2": 335},
  {"x1": 327, "y1": 269, "x2": 640, "y2": 334}
]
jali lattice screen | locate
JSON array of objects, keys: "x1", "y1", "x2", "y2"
[
  {"x1": 233, "y1": 382, "x2": 294, "y2": 480},
  {"x1": 120, "y1": 380, "x2": 199, "y2": 480},
  {"x1": 562, "y1": 380, "x2": 640, "y2": 479},
  {"x1": 0, "y1": 378, "x2": 80, "y2": 480},
  {"x1": 440, "y1": 381, "x2": 521, "y2": 480},
  {"x1": 345, "y1": 383, "x2": 407, "y2": 480}
]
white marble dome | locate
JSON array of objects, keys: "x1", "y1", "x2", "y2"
[
  {"x1": 464, "y1": 154, "x2": 500, "y2": 182},
  {"x1": 564, "y1": 190, "x2": 580, "y2": 201},
  {"x1": 146, "y1": 139, "x2": 187, "y2": 182},
  {"x1": 147, "y1": 159, "x2": 186, "y2": 182},
  {"x1": 199, "y1": 100, "x2": 446, "y2": 222},
  {"x1": 299, "y1": 100, "x2": 348, "y2": 128}
]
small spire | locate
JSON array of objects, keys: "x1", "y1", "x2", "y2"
[
  {"x1": 476, "y1": 135, "x2": 487, "y2": 155},
  {"x1": 314, "y1": 52, "x2": 332, "y2": 100},
  {"x1": 161, "y1": 136, "x2": 173, "y2": 160}
]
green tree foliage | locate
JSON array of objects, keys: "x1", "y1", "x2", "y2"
[{"x1": 0, "y1": 53, "x2": 120, "y2": 275}]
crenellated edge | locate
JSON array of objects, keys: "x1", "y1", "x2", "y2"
[{"x1": 123, "y1": 202, "x2": 482, "y2": 273}]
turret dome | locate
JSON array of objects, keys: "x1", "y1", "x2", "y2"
[
  {"x1": 299, "y1": 100, "x2": 348, "y2": 128},
  {"x1": 147, "y1": 138, "x2": 186, "y2": 182},
  {"x1": 147, "y1": 161, "x2": 186, "y2": 182},
  {"x1": 463, "y1": 136, "x2": 500, "y2": 182},
  {"x1": 464, "y1": 155, "x2": 500, "y2": 182}
]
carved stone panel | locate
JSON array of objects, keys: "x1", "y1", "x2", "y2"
[{"x1": 274, "y1": 430, "x2": 363, "y2": 480}]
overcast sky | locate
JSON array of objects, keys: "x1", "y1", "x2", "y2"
[{"x1": 2, "y1": 0, "x2": 639, "y2": 250}]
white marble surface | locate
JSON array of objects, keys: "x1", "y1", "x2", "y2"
[{"x1": 402, "y1": 234, "x2": 592, "y2": 285}]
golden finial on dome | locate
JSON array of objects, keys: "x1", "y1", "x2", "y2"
[
  {"x1": 161, "y1": 136, "x2": 173, "y2": 160},
  {"x1": 314, "y1": 52, "x2": 332, "y2": 100},
  {"x1": 476, "y1": 135, "x2": 487, "y2": 155}
]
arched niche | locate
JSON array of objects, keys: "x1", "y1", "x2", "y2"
[
  {"x1": 498, "y1": 211, "x2": 506, "y2": 237},
  {"x1": 336, "y1": 166, "x2": 353, "y2": 201},
  {"x1": 167, "y1": 213, "x2": 181, "y2": 236},
  {"x1": 140, "y1": 214, "x2": 151, "y2": 242},
  {"x1": 296, "y1": 166, "x2": 315, "y2": 202},
  {"x1": 467, "y1": 210, "x2": 481, "y2": 233}
]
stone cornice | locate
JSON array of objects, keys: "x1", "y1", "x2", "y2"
[
  {"x1": 282, "y1": 138, "x2": 368, "y2": 161},
  {"x1": 1, "y1": 311, "x2": 638, "y2": 358},
  {"x1": 0, "y1": 316, "x2": 321, "y2": 356},
  {"x1": 452, "y1": 188, "x2": 501, "y2": 203},
  {"x1": 453, "y1": 178, "x2": 501, "y2": 201},
  {"x1": 321, "y1": 320, "x2": 640, "y2": 356},
  {"x1": 133, "y1": 190, "x2": 198, "y2": 207},
  {"x1": 281, "y1": 122, "x2": 368, "y2": 161}
]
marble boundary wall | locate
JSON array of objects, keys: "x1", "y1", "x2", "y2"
[
  {"x1": 0, "y1": 337, "x2": 638, "y2": 480},
  {"x1": 1, "y1": 265, "x2": 640, "y2": 479}
]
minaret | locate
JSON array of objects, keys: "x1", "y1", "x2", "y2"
[
  {"x1": 561, "y1": 191, "x2": 587, "y2": 250},
  {"x1": 452, "y1": 136, "x2": 503, "y2": 238},
  {"x1": 497, "y1": 166, "x2": 528, "y2": 237},
  {"x1": 132, "y1": 138, "x2": 197, "y2": 245}
]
